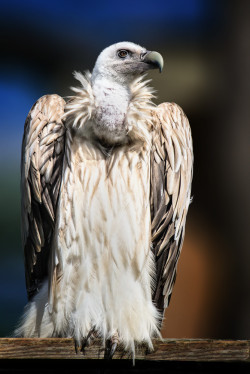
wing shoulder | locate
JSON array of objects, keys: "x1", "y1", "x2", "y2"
[
  {"x1": 21, "y1": 94, "x2": 66, "y2": 300},
  {"x1": 150, "y1": 102, "x2": 193, "y2": 313}
]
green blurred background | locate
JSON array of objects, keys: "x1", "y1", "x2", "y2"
[{"x1": 0, "y1": 0, "x2": 249, "y2": 339}]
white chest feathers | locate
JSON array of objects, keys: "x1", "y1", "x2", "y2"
[
  {"x1": 15, "y1": 135, "x2": 161, "y2": 355},
  {"x1": 51, "y1": 138, "x2": 160, "y2": 349}
]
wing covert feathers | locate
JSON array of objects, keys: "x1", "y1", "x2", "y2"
[
  {"x1": 150, "y1": 102, "x2": 193, "y2": 314},
  {"x1": 21, "y1": 94, "x2": 65, "y2": 300}
]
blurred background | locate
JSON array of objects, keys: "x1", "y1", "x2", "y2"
[{"x1": 0, "y1": 0, "x2": 249, "y2": 339}]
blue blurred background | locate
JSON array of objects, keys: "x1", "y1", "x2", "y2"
[{"x1": 0, "y1": 0, "x2": 249, "y2": 339}]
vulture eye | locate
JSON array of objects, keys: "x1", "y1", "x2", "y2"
[{"x1": 118, "y1": 50, "x2": 129, "y2": 59}]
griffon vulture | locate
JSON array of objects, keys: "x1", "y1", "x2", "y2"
[{"x1": 15, "y1": 42, "x2": 193, "y2": 359}]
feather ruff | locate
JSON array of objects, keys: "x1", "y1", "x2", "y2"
[{"x1": 64, "y1": 71, "x2": 155, "y2": 145}]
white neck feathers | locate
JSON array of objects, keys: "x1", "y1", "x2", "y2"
[{"x1": 65, "y1": 71, "x2": 155, "y2": 145}]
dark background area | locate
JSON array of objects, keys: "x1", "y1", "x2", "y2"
[{"x1": 0, "y1": 0, "x2": 249, "y2": 340}]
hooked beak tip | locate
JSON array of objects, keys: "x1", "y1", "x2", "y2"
[{"x1": 143, "y1": 51, "x2": 164, "y2": 73}]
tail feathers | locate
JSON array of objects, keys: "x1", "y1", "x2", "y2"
[{"x1": 14, "y1": 281, "x2": 53, "y2": 337}]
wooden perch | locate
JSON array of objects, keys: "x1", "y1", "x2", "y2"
[{"x1": 0, "y1": 338, "x2": 249, "y2": 361}]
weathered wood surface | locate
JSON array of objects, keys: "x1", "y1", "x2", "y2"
[{"x1": 0, "y1": 338, "x2": 249, "y2": 362}]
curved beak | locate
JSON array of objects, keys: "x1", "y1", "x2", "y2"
[{"x1": 142, "y1": 51, "x2": 164, "y2": 73}]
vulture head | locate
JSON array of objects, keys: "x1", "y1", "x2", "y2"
[
  {"x1": 91, "y1": 41, "x2": 164, "y2": 85},
  {"x1": 70, "y1": 42, "x2": 164, "y2": 145}
]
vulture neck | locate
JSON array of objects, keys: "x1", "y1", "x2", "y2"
[
  {"x1": 91, "y1": 75, "x2": 131, "y2": 145},
  {"x1": 92, "y1": 76, "x2": 131, "y2": 115},
  {"x1": 65, "y1": 71, "x2": 154, "y2": 147}
]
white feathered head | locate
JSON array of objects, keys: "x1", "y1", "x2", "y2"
[{"x1": 91, "y1": 41, "x2": 163, "y2": 84}]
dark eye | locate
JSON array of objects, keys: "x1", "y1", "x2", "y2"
[{"x1": 118, "y1": 50, "x2": 129, "y2": 59}]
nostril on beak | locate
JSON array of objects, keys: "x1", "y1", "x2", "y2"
[{"x1": 140, "y1": 52, "x2": 148, "y2": 60}]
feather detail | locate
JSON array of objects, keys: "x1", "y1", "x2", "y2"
[
  {"x1": 21, "y1": 94, "x2": 66, "y2": 300},
  {"x1": 127, "y1": 75, "x2": 155, "y2": 145},
  {"x1": 150, "y1": 102, "x2": 193, "y2": 313},
  {"x1": 64, "y1": 71, "x2": 94, "y2": 130}
]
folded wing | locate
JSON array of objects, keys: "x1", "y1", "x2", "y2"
[
  {"x1": 21, "y1": 94, "x2": 66, "y2": 300},
  {"x1": 150, "y1": 102, "x2": 193, "y2": 316}
]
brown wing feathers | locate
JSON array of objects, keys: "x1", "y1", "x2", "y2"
[
  {"x1": 150, "y1": 103, "x2": 193, "y2": 315},
  {"x1": 21, "y1": 95, "x2": 65, "y2": 300}
]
